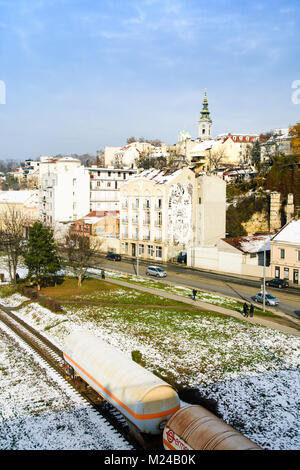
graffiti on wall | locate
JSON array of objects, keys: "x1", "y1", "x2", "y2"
[{"x1": 167, "y1": 183, "x2": 193, "y2": 245}]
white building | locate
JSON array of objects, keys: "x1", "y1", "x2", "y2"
[
  {"x1": 88, "y1": 167, "x2": 137, "y2": 212},
  {"x1": 260, "y1": 129, "x2": 292, "y2": 162},
  {"x1": 189, "y1": 234, "x2": 272, "y2": 278},
  {"x1": 119, "y1": 167, "x2": 226, "y2": 262},
  {"x1": 38, "y1": 156, "x2": 90, "y2": 224}
]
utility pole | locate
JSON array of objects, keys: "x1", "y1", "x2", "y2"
[
  {"x1": 136, "y1": 246, "x2": 139, "y2": 276},
  {"x1": 263, "y1": 242, "x2": 266, "y2": 312}
]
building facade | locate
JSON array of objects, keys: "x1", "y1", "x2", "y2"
[
  {"x1": 119, "y1": 167, "x2": 226, "y2": 262},
  {"x1": 38, "y1": 156, "x2": 90, "y2": 224},
  {"x1": 88, "y1": 167, "x2": 137, "y2": 212},
  {"x1": 270, "y1": 218, "x2": 300, "y2": 285}
]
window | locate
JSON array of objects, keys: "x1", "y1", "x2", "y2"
[
  {"x1": 284, "y1": 267, "x2": 289, "y2": 280},
  {"x1": 156, "y1": 246, "x2": 162, "y2": 258},
  {"x1": 275, "y1": 266, "x2": 280, "y2": 278},
  {"x1": 139, "y1": 244, "x2": 144, "y2": 255},
  {"x1": 280, "y1": 249, "x2": 285, "y2": 259},
  {"x1": 148, "y1": 245, "x2": 153, "y2": 256},
  {"x1": 157, "y1": 198, "x2": 162, "y2": 208},
  {"x1": 298, "y1": 251, "x2": 300, "y2": 262}
]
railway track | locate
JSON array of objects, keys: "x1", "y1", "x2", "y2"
[{"x1": 0, "y1": 302, "x2": 139, "y2": 450}]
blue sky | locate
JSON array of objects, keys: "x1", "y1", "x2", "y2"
[{"x1": 0, "y1": 0, "x2": 299, "y2": 159}]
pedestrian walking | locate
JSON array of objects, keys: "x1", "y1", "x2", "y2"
[
  {"x1": 192, "y1": 289, "x2": 197, "y2": 300},
  {"x1": 101, "y1": 269, "x2": 105, "y2": 279},
  {"x1": 249, "y1": 304, "x2": 254, "y2": 317},
  {"x1": 243, "y1": 302, "x2": 249, "y2": 317}
]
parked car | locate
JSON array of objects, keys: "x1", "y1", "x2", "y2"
[
  {"x1": 177, "y1": 251, "x2": 187, "y2": 264},
  {"x1": 253, "y1": 292, "x2": 279, "y2": 306},
  {"x1": 265, "y1": 278, "x2": 289, "y2": 288},
  {"x1": 146, "y1": 266, "x2": 167, "y2": 278},
  {"x1": 106, "y1": 253, "x2": 121, "y2": 261}
]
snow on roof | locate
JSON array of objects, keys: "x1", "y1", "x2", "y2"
[
  {"x1": 224, "y1": 234, "x2": 272, "y2": 253},
  {"x1": 272, "y1": 219, "x2": 300, "y2": 244},
  {"x1": 0, "y1": 190, "x2": 38, "y2": 204},
  {"x1": 191, "y1": 140, "x2": 218, "y2": 153},
  {"x1": 128, "y1": 168, "x2": 183, "y2": 184}
]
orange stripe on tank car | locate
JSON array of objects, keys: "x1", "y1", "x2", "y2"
[{"x1": 63, "y1": 352, "x2": 180, "y2": 420}]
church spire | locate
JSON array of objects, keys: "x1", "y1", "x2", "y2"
[
  {"x1": 200, "y1": 88, "x2": 212, "y2": 122},
  {"x1": 198, "y1": 89, "x2": 212, "y2": 141}
]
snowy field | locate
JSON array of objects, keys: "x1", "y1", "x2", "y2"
[
  {"x1": 0, "y1": 258, "x2": 299, "y2": 450},
  {"x1": 0, "y1": 322, "x2": 132, "y2": 450},
  {"x1": 0, "y1": 289, "x2": 299, "y2": 450}
]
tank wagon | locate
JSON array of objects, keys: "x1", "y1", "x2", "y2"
[
  {"x1": 63, "y1": 331, "x2": 180, "y2": 436},
  {"x1": 163, "y1": 405, "x2": 261, "y2": 451}
]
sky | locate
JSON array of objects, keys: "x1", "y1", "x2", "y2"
[{"x1": 0, "y1": 0, "x2": 299, "y2": 160}]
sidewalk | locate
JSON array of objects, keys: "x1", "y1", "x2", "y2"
[{"x1": 101, "y1": 276, "x2": 300, "y2": 337}]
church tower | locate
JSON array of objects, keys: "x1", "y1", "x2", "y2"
[{"x1": 198, "y1": 89, "x2": 212, "y2": 141}]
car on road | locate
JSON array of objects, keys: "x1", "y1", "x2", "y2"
[
  {"x1": 106, "y1": 253, "x2": 122, "y2": 261},
  {"x1": 146, "y1": 266, "x2": 167, "y2": 278},
  {"x1": 265, "y1": 278, "x2": 289, "y2": 289},
  {"x1": 253, "y1": 292, "x2": 279, "y2": 306}
]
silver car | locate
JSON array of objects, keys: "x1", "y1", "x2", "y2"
[
  {"x1": 146, "y1": 266, "x2": 167, "y2": 278},
  {"x1": 253, "y1": 292, "x2": 279, "y2": 306}
]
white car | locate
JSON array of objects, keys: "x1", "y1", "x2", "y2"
[
  {"x1": 146, "y1": 266, "x2": 167, "y2": 278},
  {"x1": 253, "y1": 292, "x2": 279, "y2": 306}
]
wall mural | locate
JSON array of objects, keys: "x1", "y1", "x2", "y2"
[{"x1": 167, "y1": 183, "x2": 193, "y2": 245}]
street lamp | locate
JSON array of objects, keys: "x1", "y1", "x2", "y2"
[{"x1": 261, "y1": 239, "x2": 269, "y2": 313}]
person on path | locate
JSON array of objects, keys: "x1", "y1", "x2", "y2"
[
  {"x1": 249, "y1": 304, "x2": 254, "y2": 317},
  {"x1": 243, "y1": 302, "x2": 249, "y2": 317},
  {"x1": 101, "y1": 270, "x2": 105, "y2": 279},
  {"x1": 192, "y1": 289, "x2": 197, "y2": 301}
]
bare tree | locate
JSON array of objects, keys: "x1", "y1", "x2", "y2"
[
  {"x1": 0, "y1": 208, "x2": 31, "y2": 285},
  {"x1": 111, "y1": 154, "x2": 124, "y2": 168},
  {"x1": 207, "y1": 147, "x2": 227, "y2": 170},
  {"x1": 60, "y1": 228, "x2": 102, "y2": 287}
]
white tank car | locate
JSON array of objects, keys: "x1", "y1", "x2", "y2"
[{"x1": 63, "y1": 330, "x2": 180, "y2": 435}]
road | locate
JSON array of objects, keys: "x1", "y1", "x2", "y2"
[{"x1": 89, "y1": 255, "x2": 300, "y2": 320}]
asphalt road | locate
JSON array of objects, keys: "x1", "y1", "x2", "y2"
[{"x1": 89, "y1": 255, "x2": 300, "y2": 320}]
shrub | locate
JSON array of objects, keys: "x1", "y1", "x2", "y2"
[{"x1": 0, "y1": 285, "x2": 18, "y2": 298}]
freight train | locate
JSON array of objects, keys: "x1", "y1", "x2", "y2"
[{"x1": 63, "y1": 331, "x2": 261, "y2": 451}]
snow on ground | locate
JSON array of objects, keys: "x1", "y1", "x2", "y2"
[
  {"x1": 0, "y1": 259, "x2": 300, "y2": 450},
  {"x1": 0, "y1": 323, "x2": 132, "y2": 450},
  {"x1": 4, "y1": 292, "x2": 300, "y2": 450}
]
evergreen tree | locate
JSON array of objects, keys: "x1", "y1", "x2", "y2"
[
  {"x1": 24, "y1": 222, "x2": 61, "y2": 290},
  {"x1": 251, "y1": 140, "x2": 261, "y2": 167}
]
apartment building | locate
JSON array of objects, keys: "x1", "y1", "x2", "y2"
[
  {"x1": 88, "y1": 167, "x2": 137, "y2": 212},
  {"x1": 270, "y1": 218, "x2": 300, "y2": 285},
  {"x1": 38, "y1": 156, "x2": 89, "y2": 224},
  {"x1": 119, "y1": 167, "x2": 226, "y2": 262}
]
